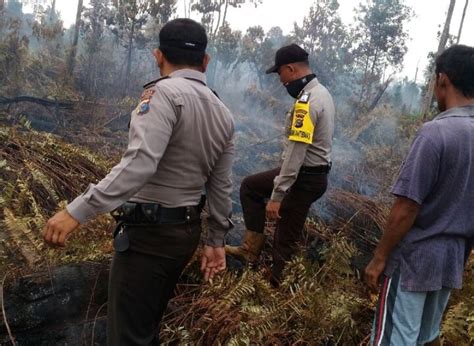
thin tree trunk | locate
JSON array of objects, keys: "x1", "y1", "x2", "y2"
[
  {"x1": 367, "y1": 77, "x2": 392, "y2": 114},
  {"x1": 456, "y1": 0, "x2": 469, "y2": 43},
  {"x1": 125, "y1": 21, "x2": 135, "y2": 95},
  {"x1": 67, "y1": 0, "x2": 84, "y2": 75},
  {"x1": 213, "y1": 0, "x2": 224, "y2": 38},
  {"x1": 0, "y1": 0, "x2": 4, "y2": 11},
  {"x1": 222, "y1": 0, "x2": 229, "y2": 25},
  {"x1": 421, "y1": 0, "x2": 456, "y2": 121},
  {"x1": 49, "y1": 0, "x2": 56, "y2": 22},
  {"x1": 355, "y1": 54, "x2": 371, "y2": 116}
]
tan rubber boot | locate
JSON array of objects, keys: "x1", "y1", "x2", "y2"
[{"x1": 225, "y1": 230, "x2": 266, "y2": 263}]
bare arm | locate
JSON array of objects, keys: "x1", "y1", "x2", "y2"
[{"x1": 365, "y1": 196, "x2": 420, "y2": 292}]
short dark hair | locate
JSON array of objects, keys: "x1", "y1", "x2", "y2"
[
  {"x1": 159, "y1": 18, "x2": 207, "y2": 67},
  {"x1": 435, "y1": 45, "x2": 474, "y2": 98}
]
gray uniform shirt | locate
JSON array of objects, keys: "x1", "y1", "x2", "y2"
[
  {"x1": 271, "y1": 77, "x2": 335, "y2": 201},
  {"x1": 385, "y1": 105, "x2": 474, "y2": 291},
  {"x1": 67, "y1": 69, "x2": 235, "y2": 247}
]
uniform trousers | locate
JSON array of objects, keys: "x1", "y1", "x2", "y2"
[
  {"x1": 107, "y1": 220, "x2": 201, "y2": 345},
  {"x1": 240, "y1": 167, "x2": 328, "y2": 281}
]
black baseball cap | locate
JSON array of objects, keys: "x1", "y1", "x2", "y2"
[
  {"x1": 266, "y1": 44, "x2": 309, "y2": 74},
  {"x1": 159, "y1": 18, "x2": 207, "y2": 52}
]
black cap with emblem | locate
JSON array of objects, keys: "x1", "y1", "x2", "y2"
[
  {"x1": 266, "y1": 44, "x2": 309, "y2": 74},
  {"x1": 159, "y1": 18, "x2": 207, "y2": 52},
  {"x1": 159, "y1": 18, "x2": 208, "y2": 67}
]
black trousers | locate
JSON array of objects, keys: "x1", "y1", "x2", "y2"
[
  {"x1": 240, "y1": 167, "x2": 328, "y2": 281},
  {"x1": 107, "y1": 221, "x2": 201, "y2": 345}
]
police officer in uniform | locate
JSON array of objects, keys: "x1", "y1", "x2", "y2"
[
  {"x1": 43, "y1": 19, "x2": 234, "y2": 345},
  {"x1": 226, "y1": 44, "x2": 335, "y2": 286}
]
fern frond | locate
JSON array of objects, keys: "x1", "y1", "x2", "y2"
[{"x1": 3, "y1": 208, "x2": 43, "y2": 268}]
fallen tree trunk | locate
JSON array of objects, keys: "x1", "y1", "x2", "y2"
[{"x1": 0, "y1": 96, "x2": 73, "y2": 109}]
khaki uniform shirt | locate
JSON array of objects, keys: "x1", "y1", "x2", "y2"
[
  {"x1": 271, "y1": 77, "x2": 335, "y2": 201},
  {"x1": 67, "y1": 69, "x2": 235, "y2": 246}
]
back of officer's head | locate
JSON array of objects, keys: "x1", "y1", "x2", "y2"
[
  {"x1": 435, "y1": 45, "x2": 474, "y2": 98},
  {"x1": 159, "y1": 19, "x2": 207, "y2": 67}
]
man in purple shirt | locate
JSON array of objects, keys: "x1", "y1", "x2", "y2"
[{"x1": 365, "y1": 44, "x2": 474, "y2": 346}]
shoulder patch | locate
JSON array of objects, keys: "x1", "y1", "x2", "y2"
[
  {"x1": 140, "y1": 88, "x2": 155, "y2": 101},
  {"x1": 136, "y1": 99, "x2": 151, "y2": 116}
]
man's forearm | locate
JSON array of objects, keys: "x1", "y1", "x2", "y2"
[{"x1": 374, "y1": 197, "x2": 420, "y2": 260}]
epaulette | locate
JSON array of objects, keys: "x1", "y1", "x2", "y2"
[
  {"x1": 211, "y1": 89, "x2": 220, "y2": 99},
  {"x1": 142, "y1": 75, "x2": 170, "y2": 89},
  {"x1": 297, "y1": 91, "x2": 310, "y2": 104}
]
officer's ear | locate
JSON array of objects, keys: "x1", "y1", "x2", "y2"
[
  {"x1": 438, "y1": 72, "x2": 453, "y2": 90},
  {"x1": 153, "y1": 48, "x2": 165, "y2": 69},
  {"x1": 201, "y1": 53, "x2": 211, "y2": 73}
]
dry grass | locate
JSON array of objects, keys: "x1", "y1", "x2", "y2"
[{"x1": 0, "y1": 123, "x2": 115, "y2": 275}]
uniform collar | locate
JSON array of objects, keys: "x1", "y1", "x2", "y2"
[
  {"x1": 169, "y1": 69, "x2": 207, "y2": 85},
  {"x1": 294, "y1": 76, "x2": 319, "y2": 100},
  {"x1": 434, "y1": 104, "x2": 474, "y2": 120},
  {"x1": 303, "y1": 77, "x2": 319, "y2": 91}
]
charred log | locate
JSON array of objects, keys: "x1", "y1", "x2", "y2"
[
  {"x1": 0, "y1": 96, "x2": 73, "y2": 110},
  {"x1": 0, "y1": 262, "x2": 109, "y2": 345}
]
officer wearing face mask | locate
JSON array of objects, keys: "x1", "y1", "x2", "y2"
[{"x1": 226, "y1": 44, "x2": 335, "y2": 286}]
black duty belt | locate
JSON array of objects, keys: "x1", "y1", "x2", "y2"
[
  {"x1": 111, "y1": 202, "x2": 202, "y2": 225},
  {"x1": 299, "y1": 164, "x2": 331, "y2": 174}
]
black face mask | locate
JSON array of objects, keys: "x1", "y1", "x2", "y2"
[{"x1": 284, "y1": 74, "x2": 316, "y2": 98}]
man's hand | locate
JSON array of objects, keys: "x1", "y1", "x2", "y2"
[
  {"x1": 364, "y1": 256, "x2": 387, "y2": 293},
  {"x1": 200, "y1": 245, "x2": 226, "y2": 281},
  {"x1": 266, "y1": 200, "x2": 281, "y2": 221},
  {"x1": 42, "y1": 210, "x2": 80, "y2": 247}
]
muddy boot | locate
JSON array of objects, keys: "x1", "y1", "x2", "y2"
[{"x1": 225, "y1": 230, "x2": 266, "y2": 263}]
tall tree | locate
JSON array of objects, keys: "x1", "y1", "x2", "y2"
[
  {"x1": 6, "y1": 0, "x2": 22, "y2": 16},
  {"x1": 31, "y1": 2, "x2": 64, "y2": 57},
  {"x1": 421, "y1": 0, "x2": 456, "y2": 120},
  {"x1": 238, "y1": 25, "x2": 274, "y2": 87},
  {"x1": 190, "y1": 0, "x2": 261, "y2": 40},
  {"x1": 50, "y1": 0, "x2": 56, "y2": 19},
  {"x1": 207, "y1": 21, "x2": 241, "y2": 86},
  {"x1": 109, "y1": 0, "x2": 176, "y2": 94},
  {"x1": 79, "y1": 0, "x2": 111, "y2": 98},
  {"x1": 0, "y1": 18, "x2": 29, "y2": 95},
  {"x1": 456, "y1": 0, "x2": 469, "y2": 43},
  {"x1": 293, "y1": 0, "x2": 351, "y2": 89},
  {"x1": 66, "y1": 0, "x2": 84, "y2": 75},
  {"x1": 351, "y1": 0, "x2": 412, "y2": 116}
]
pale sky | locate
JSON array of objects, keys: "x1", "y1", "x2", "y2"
[{"x1": 26, "y1": 0, "x2": 474, "y2": 82}]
